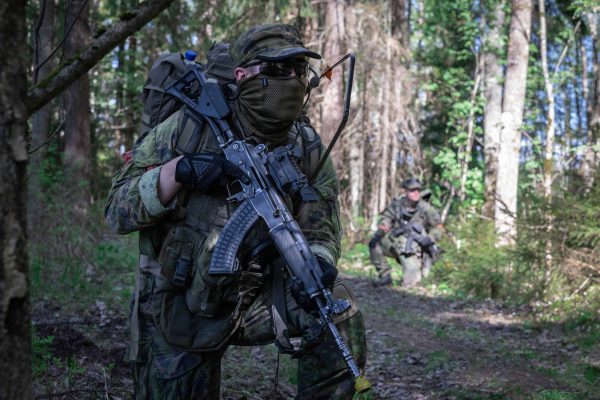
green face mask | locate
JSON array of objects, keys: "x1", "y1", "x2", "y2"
[{"x1": 236, "y1": 74, "x2": 306, "y2": 143}]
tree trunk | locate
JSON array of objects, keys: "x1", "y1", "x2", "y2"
[
  {"x1": 539, "y1": 0, "x2": 555, "y2": 200},
  {"x1": 391, "y1": 0, "x2": 423, "y2": 181},
  {"x1": 495, "y1": 0, "x2": 532, "y2": 246},
  {"x1": 482, "y1": 1, "x2": 505, "y2": 219},
  {"x1": 588, "y1": 15, "x2": 600, "y2": 155},
  {"x1": 62, "y1": 0, "x2": 92, "y2": 215},
  {"x1": 319, "y1": 0, "x2": 346, "y2": 148},
  {"x1": 459, "y1": 59, "x2": 482, "y2": 203},
  {"x1": 125, "y1": 34, "x2": 137, "y2": 149},
  {"x1": 580, "y1": 13, "x2": 599, "y2": 189},
  {"x1": 349, "y1": 67, "x2": 368, "y2": 226},
  {"x1": 30, "y1": 0, "x2": 56, "y2": 223},
  {"x1": 0, "y1": 1, "x2": 31, "y2": 398},
  {"x1": 0, "y1": 1, "x2": 174, "y2": 397},
  {"x1": 378, "y1": 41, "x2": 392, "y2": 214},
  {"x1": 391, "y1": 0, "x2": 410, "y2": 48}
]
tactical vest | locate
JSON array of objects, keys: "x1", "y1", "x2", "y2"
[{"x1": 147, "y1": 112, "x2": 324, "y2": 352}]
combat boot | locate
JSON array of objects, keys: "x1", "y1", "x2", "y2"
[{"x1": 372, "y1": 274, "x2": 392, "y2": 287}]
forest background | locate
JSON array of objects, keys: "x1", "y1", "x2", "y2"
[{"x1": 1, "y1": 0, "x2": 600, "y2": 398}]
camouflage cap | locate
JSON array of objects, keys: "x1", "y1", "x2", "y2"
[
  {"x1": 230, "y1": 24, "x2": 321, "y2": 68},
  {"x1": 402, "y1": 178, "x2": 422, "y2": 190}
]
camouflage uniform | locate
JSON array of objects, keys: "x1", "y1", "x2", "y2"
[
  {"x1": 370, "y1": 195, "x2": 442, "y2": 287},
  {"x1": 106, "y1": 24, "x2": 366, "y2": 400}
]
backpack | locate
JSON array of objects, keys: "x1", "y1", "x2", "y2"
[{"x1": 138, "y1": 43, "x2": 235, "y2": 136}]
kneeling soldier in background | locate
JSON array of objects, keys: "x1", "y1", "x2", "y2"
[{"x1": 368, "y1": 178, "x2": 443, "y2": 287}]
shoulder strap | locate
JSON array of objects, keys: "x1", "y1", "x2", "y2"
[{"x1": 291, "y1": 119, "x2": 322, "y2": 180}]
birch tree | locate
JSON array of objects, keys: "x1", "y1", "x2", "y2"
[
  {"x1": 495, "y1": 0, "x2": 532, "y2": 245},
  {"x1": 539, "y1": 0, "x2": 555, "y2": 199},
  {"x1": 482, "y1": 0, "x2": 506, "y2": 219}
]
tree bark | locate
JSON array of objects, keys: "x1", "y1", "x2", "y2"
[
  {"x1": 588, "y1": 15, "x2": 600, "y2": 155},
  {"x1": 30, "y1": 0, "x2": 56, "y2": 223},
  {"x1": 580, "y1": 13, "x2": 599, "y2": 189},
  {"x1": 27, "y1": 0, "x2": 176, "y2": 116},
  {"x1": 319, "y1": 0, "x2": 346, "y2": 148},
  {"x1": 349, "y1": 67, "x2": 368, "y2": 226},
  {"x1": 62, "y1": 0, "x2": 92, "y2": 215},
  {"x1": 459, "y1": 58, "x2": 483, "y2": 203},
  {"x1": 539, "y1": 0, "x2": 555, "y2": 199},
  {"x1": 391, "y1": 0, "x2": 410, "y2": 48},
  {"x1": 495, "y1": 0, "x2": 532, "y2": 246},
  {"x1": 0, "y1": 1, "x2": 173, "y2": 395},
  {"x1": 482, "y1": 0, "x2": 506, "y2": 219},
  {"x1": 391, "y1": 0, "x2": 423, "y2": 182},
  {"x1": 378, "y1": 41, "x2": 392, "y2": 213},
  {"x1": 0, "y1": 1, "x2": 31, "y2": 398}
]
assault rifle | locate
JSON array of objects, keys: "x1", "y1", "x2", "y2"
[
  {"x1": 392, "y1": 222, "x2": 440, "y2": 260},
  {"x1": 166, "y1": 59, "x2": 370, "y2": 393}
]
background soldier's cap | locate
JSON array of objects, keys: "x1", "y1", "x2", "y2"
[
  {"x1": 230, "y1": 24, "x2": 321, "y2": 67},
  {"x1": 402, "y1": 178, "x2": 422, "y2": 190}
]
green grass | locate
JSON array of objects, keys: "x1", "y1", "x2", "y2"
[
  {"x1": 425, "y1": 350, "x2": 450, "y2": 372},
  {"x1": 30, "y1": 226, "x2": 138, "y2": 312},
  {"x1": 531, "y1": 390, "x2": 578, "y2": 400},
  {"x1": 32, "y1": 329, "x2": 55, "y2": 376}
]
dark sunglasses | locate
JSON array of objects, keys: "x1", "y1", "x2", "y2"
[{"x1": 256, "y1": 60, "x2": 309, "y2": 79}]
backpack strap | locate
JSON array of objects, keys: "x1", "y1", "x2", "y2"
[
  {"x1": 291, "y1": 119, "x2": 322, "y2": 181},
  {"x1": 174, "y1": 109, "x2": 206, "y2": 155}
]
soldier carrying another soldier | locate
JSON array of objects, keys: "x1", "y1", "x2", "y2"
[
  {"x1": 368, "y1": 178, "x2": 443, "y2": 287},
  {"x1": 105, "y1": 24, "x2": 366, "y2": 399}
]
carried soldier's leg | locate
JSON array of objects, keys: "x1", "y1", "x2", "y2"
[
  {"x1": 369, "y1": 236, "x2": 393, "y2": 286},
  {"x1": 399, "y1": 253, "x2": 423, "y2": 288}
]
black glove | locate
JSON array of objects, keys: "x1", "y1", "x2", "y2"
[
  {"x1": 175, "y1": 153, "x2": 249, "y2": 192},
  {"x1": 290, "y1": 257, "x2": 338, "y2": 313},
  {"x1": 417, "y1": 235, "x2": 435, "y2": 248},
  {"x1": 368, "y1": 229, "x2": 386, "y2": 249}
]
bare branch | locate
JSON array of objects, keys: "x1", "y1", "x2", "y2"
[
  {"x1": 26, "y1": 0, "x2": 175, "y2": 116},
  {"x1": 33, "y1": 0, "x2": 91, "y2": 79}
]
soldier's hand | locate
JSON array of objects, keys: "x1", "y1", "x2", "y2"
[
  {"x1": 290, "y1": 257, "x2": 338, "y2": 313},
  {"x1": 318, "y1": 257, "x2": 338, "y2": 287},
  {"x1": 368, "y1": 229, "x2": 385, "y2": 249},
  {"x1": 418, "y1": 235, "x2": 435, "y2": 248},
  {"x1": 175, "y1": 153, "x2": 250, "y2": 192}
]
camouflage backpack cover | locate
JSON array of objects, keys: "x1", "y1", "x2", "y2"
[{"x1": 138, "y1": 42, "x2": 235, "y2": 136}]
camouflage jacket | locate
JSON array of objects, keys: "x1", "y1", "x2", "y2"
[
  {"x1": 105, "y1": 108, "x2": 342, "y2": 266},
  {"x1": 377, "y1": 196, "x2": 443, "y2": 242}
]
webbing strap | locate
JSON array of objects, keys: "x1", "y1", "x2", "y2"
[{"x1": 271, "y1": 263, "x2": 297, "y2": 353}]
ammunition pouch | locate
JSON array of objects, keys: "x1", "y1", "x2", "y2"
[{"x1": 155, "y1": 224, "x2": 245, "y2": 352}]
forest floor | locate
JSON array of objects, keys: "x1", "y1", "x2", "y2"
[{"x1": 32, "y1": 269, "x2": 600, "y2": 400}]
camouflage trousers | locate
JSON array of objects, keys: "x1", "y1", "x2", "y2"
[
  {"x1": 369, "y1": 235, "x2": 431, "y2": 287},
  {"x1": 129, "y1": 269, "x2": 367, "y2": 400}
]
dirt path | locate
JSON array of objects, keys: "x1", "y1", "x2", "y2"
[{"x1": 33, "y1": 275, "x2": 599, "y2": 399}]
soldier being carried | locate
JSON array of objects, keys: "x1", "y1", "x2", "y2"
[{"x1": 368, "y1": 178, "x2": 443, "y2": 287}]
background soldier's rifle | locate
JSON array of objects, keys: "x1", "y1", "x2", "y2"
[
  {"x1": 392, "y1": 222, "x2": 440, "y2": 260},
  {"x1": 166, "y1": 56, "x2": 371, "y2": 393}
]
